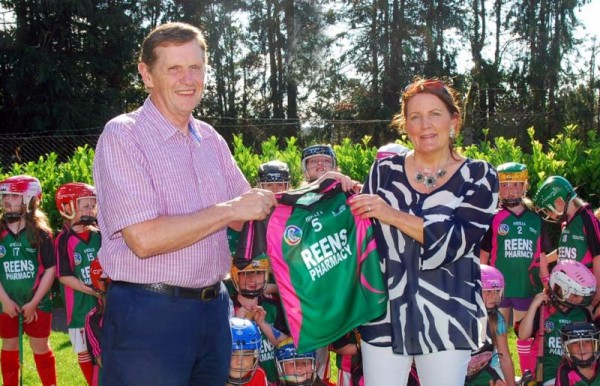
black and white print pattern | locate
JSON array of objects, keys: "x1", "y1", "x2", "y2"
[{"x1": 360, "y1": 155, "x2": 499, "y2": 355}]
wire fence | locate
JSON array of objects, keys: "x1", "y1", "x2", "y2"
[{"x1": 0, "y1": 118, "x2": 398, "y2": 170}]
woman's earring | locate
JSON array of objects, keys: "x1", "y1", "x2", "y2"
[{"x1": 449, "y1": 127, "x2": 456, "y2": 140}]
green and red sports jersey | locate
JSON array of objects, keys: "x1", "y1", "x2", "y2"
[
  {"x1": 0, "y1": 229, "x2": 54, "y2": 312},
  {"x1": 237, "y1": 179, "x2": 387, "y2": 353},
  {"x1": 56, "y1": 228, "x2": 101, "y2": 328}
]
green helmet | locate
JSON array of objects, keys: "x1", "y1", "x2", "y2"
[
  {"x1": 534, "y1": 176, "x2": 577, "y2": 222},
  {"x1": 497, "y1": 162, "x2": 528, "y2": 184}
]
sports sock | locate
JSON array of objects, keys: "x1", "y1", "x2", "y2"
[
  {"x1": 34, "y1": 350, "x2": 56, "y2": 386},
  {"x1": 517, "y1": 338, "x2": 536, "y2": 375},
  {"x1": 78, "y1": 351, "x2": 94, "y2": 385},
  {"x1": 1, "y1": 349, "x2": 20, "y2": 386}
]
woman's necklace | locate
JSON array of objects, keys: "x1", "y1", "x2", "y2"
[
  {"x1": 414, "y1": 156, "x2": 450, "y2": 189},
  {"x1": 414, "y1": 168, "x2": 446, "y2": 189}
]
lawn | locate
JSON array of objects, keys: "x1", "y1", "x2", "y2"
[{"x1": 19, "y1": 311, "x2": 86, "y2": 385}]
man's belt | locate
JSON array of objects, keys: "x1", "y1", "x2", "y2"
[{"x1": 113, "y1": 281, "x2": 221, "y2": 301}]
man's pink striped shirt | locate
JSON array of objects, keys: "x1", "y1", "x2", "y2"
[{"x1": 94, "y1": 98, "x2": 250, "y2": 288}]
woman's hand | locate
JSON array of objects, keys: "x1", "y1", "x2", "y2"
[{"x1": 349, "y1": 194, "x2": 392, "y2": 223}]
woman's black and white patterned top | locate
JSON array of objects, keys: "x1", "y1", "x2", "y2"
[{"x1": 360, "y1": 154, "x2": 499, "y2": 355}]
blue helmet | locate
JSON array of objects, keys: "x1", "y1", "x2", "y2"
[
  {"x1": 301, "y1": 145, "x2": 337, "y2": 181},
  {"x1": 275, "y1": 338, "x2": 317, "y2": 386},
  {"x1": 229, "y1": 318, "x2": 261, "y2": 385}
]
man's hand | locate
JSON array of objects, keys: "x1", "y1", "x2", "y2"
[{"x1": 228, "y1": 188, "x2": 277, "y2": 222}]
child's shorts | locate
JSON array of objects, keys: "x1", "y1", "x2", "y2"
[
  {"x1": 0, "y1": 310, "x2": 52, "y2": 339},
  {"x1": 499, "y1": 296, "x2": 533, "y2": 312}
]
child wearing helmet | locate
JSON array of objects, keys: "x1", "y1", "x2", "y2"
[
  {"x1": 301, "y1": 145, "x2": 337, "y2": 183},
  {"x1": 534, "y1": 176, "x2": 600, "y2": 307},
  {"x1": 481, "y1": 162, "x2": 552, "y2": 376},
  {"x1": 555, "y1": 322, "x2": 600, "y2": 386},
  {"x1": 259, "y1": 161, "x2": 292, "y2": 194},
  {"x1": 517, "y1": 260, "x2": 597, "y2": 386},
  {"x1": 228, "y1": 317, "x2": 268, "y2": 386},
  {"x1": 465, "y1": 265, "x2": 516, "y2": 386},
  {"x1": 230, "y1": 256, "x2": 290, "y2": 384},
  {"x1": 275, "y1": 338, "x2": 329, "y2": 386},
  {"x1": 54, "y1": 182, "x2": 100, "y2": 386},
  {"x1": 0, "y1": 175, "x2": 57, "y2": 386}
]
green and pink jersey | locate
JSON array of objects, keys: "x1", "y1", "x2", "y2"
[
  {"x1": 558, "y1": 206, "x2": 600, "y2": 268},
  {"x1": 236, "y1": 179, "x2": 387, "y2": 353},
  {"x1": 557, "y1": 361, "x2": 600, "y2": 385},
  {"x1": 481, "y1": 207, "x2": 550, "y2": 298},
  {"x1": 55, "y1": 228, "x2": 101, "y2": 328},
  {"x1": 0, "y1": 229, "x2": 54, "y2": 312}
]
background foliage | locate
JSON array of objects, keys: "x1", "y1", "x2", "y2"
[
  {"x1": 1, "y1": 128, "x2": 598, "y2": 232},
  {"x1": 0, "y1": 0, "x2": 598, "y2": 155}
]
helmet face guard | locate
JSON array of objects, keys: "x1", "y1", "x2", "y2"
[
  {"x1": 534, "y1": 176, "x2": 576, "y2": 223},
  {"x1": 550, "y1": 260, "x2": 597, "y2": 308},
  {"x1": 497, "y1": 163, "x2": 528, "y2": 208},
  {"x1": 301, "y1": 145, "x2": 336, "y2": 182},
  {"x1": 230, "y1": 258, "x2": 270, "y2": 299},
  {"x1": 561, "y1": 322, "x2": 600, "y2": 368},
  {"x1": 275, "y1": 339, "x2": 317, "y2": 386},
  {"x1": 0, "y1": 175, "x2": 42, "y2": 223},
  {"x1": 55, "y1": 183, "x2": 97, "y2": 223},
  {"x1": 480, "y1": 265, "x2": 505, "y2": 312},
  {"x1": 229, "y1": 318, "x2": 261, "y2": 384}
]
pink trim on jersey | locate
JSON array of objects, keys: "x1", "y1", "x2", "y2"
[
  {"x1": 356, "y1": 219, "x2": 385, "y2": 294},
  {"x1": 488, "y1": 209, "x2": 511, "y2": 267},
  {"x1": 245, "y1": 220, "x2": 255, "y2": 261},
  {"x1": 266, "y1": 204, "x2": 303, "y2": 345}
]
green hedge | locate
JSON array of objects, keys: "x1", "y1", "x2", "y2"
[{"x1": 2, "y1": 126, "x2": 599, "y2": 231}]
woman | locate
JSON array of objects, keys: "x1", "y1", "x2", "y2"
[{"x1": 346, "y1": 78, "x2": 498, "y2": 385}]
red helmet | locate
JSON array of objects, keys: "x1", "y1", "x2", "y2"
[
  {"x1": 90, "y1": 259, "x2": 110, "y2": 294},
  {"x1": 55, "y1": 182, "x2": 96, "y2": 220},
  {"x1": 0, "y1": 175, "x2": 43, "y2": 212}
]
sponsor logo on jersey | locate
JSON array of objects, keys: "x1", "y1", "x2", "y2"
[
  {"x1": 74, "y1": 252, "x2": 82, "y2": 265},
  {"x1": 331, "y1": 203, "x2": 347, "y2": 217},
  {"x1": 296, "y1": 192, "x2": 323, "y2": 206},
  {"x1": 0, "y1": 245, "x2": 5, "y2": 258},
  {"x1": 284, "y1": 225, "x2": 302, "y2": 246},
  {"x1": 497, "y1": 224, "x2": 509, "y2": 236}
]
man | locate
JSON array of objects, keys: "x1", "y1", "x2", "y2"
[{"x1": 94, "y1": 22, "x2": 276, "y2": 386}]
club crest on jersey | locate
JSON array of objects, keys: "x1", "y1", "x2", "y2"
[
  {"x1": 74, "y1": 252, "x2": 82, "y2": 265},
  {"x1": 296, "y1": 193, "x2": 323, "y2": 206},
  {"x1": 544, "y1": 320, "x2": 555, "y2": 333},
  {"x1": 284, "y1": 225, "x2": 302, "y2": 246},
  {"x1": 0, "y1": 245, "x2": 5, "y2": 258},
  {"x1": 497, "y1": 224, "x2": 509, "y2": 236}
]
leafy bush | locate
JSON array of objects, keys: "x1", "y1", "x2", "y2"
[{"x1": 2, "y1": 127, "x2": 600, "y2": 231}]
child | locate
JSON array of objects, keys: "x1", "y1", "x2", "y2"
[
  {"x1": 481, "y1": 162, "x2": 551, "y2": 375},
  {"x1": 517, "y1": 260, "x2": 597, "y2": 386},
  {"x1": 556, "y1": 322, "x2": 600, "y2": 385},
  {"x1": 258, "y1": 161, "x2": 292, "y2": 193},
  {"x1": 534, "y1": 176, "x2": 600, "y2": 307},
  {"x1": 231, "y1": 256, "x2": 289, "y2": 384},
  {"x1": 229, "y1": 317, "x2": 268, "y2": 386},
  {"x1": 466, "y1": 264, "x2": 516, "y2": 386},
  {"x1": 301, "y1": 145, "x2": 337, "y2": 183},
  {"x1": 0, "y1": 175, "x2": 57, "y2": 386},
  {"x1": 54, "y1": 182, "x2": 100, "y2": 385},
  {"x1": 275, "y1": 338, "x2": 329, "y2": 386}
]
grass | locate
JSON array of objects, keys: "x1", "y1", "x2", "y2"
[{"x1": 18, "y1": 314, "x2": 86, "y2": 385}]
